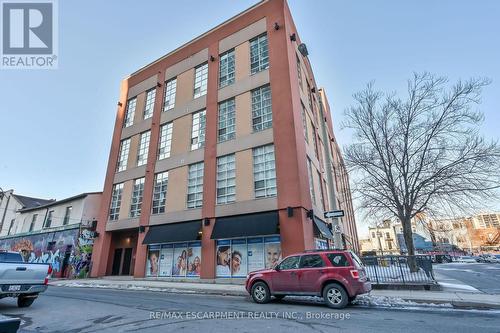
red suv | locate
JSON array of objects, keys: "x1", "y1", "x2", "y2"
[{"x1": 245, "y1": 250, "x2": 371, "y2": 308}]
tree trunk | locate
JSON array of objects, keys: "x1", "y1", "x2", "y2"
[{"x1": 401, "y1": 216, "x2": 418, "y2": 272}]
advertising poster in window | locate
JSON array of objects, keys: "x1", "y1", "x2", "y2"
[
  {"x1": 216, "y1": 240, "x2": 231, "y2": 277},
  {"x1": 159, "y1": 244, "x2": 174, "y2": 277},
  {"x1": 146, "y1": 245, "x2": 160, "y2": 277},
  {"x1": 230, "y1": 239, "x2": 247, "y2": 277},
  {"x1": 247, "y1": 238, "x2": 264, "y2": 273},
  {"x1": 172, "y1": 243, "x2": 188, "y2": 276},
  {"x1": 187, "y1": 242, "x2": 202, "y2": 277},
  {"x1": 264, "y1": 236, "x2": 282, "y2": 269}
]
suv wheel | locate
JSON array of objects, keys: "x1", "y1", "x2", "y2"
[
  {"x1": 323, "y1": 283, "x2": 348, "y2": 309},
  {"x1": 251, "y1": 282, "x2": 271, "y2": 304}
]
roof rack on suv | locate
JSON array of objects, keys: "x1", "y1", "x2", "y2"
[{"x1": 303, "y1": 249, "x2": 328, "y2": 253}]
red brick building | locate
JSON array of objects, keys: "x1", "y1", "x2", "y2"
[{"x1": 91, "y1": 0, "x2": 358, "y2": 279}]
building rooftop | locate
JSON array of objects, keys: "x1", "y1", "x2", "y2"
[
  {"x1": 11, "y1": 194, "x2": 55, "y2": 210},
  {"x1": 17, "y1": 192, "x2": 102, "y2": 213}
]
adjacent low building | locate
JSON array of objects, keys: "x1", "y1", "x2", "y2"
[
  {"x1": 0, "y1": 191, "x2": 102, "y2": 278},
  {"x1": 91, "y1": 0, "x2": 359, "y2": 280}
]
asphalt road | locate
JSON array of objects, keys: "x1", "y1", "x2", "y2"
[
  {"x1": 434, "y1": 262, "x2": 500, "y2": 294},
  {"x1": 1, "y1": 287, "x2": 499, "y2": 333}
]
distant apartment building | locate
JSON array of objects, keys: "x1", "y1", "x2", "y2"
[
  {"x1": 0, "y1": 191, "x2": 102, "y2": 278},
  {"x1": 91, "y1": 0, "x2": 358, "y2": 279},
  {"x1": 430, "y1": 213, "x2": 500, "y2": 253}
]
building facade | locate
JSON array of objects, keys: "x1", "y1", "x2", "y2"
[
  {"x1": 0, "y1": 192, "x2": 102, "y2": 278},
  {"x1": 91, "y1": 0, "x2": 358, "y2": 280}
]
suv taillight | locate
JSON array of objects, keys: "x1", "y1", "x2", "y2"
[{"x1": 350, "y1": 269, "x2": 360, "y2": 279}]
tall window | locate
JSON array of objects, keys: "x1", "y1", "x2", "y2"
[
  {"x1": 109, "y1": 183, "x2": 124, "y2": 221},
  {"x1": 317, "y1": 171, "x2": 325, "y2": 211},
  {"x1": 218, "y1": 98, "x2": 236, "y2": 142},
  {"x1": 307, "y1": 158, "x2": 316, "y2": 205},
  {"x1": 311, "y1": 123, "x2": 319, "y2": 159},
  {"x1": 219, "y1": 49, "x2": 235, "y2": 88},
  {"x1": 130, "y1": 177, "x2": 145, "y2": 217},
  {"x1": 152, "y1": 172, "x2": 168, "y2": 214},
  {"x1": 296, "y1": 55, "x2": 303, "y2": 90},
  {"x1": 251, "y1": 85, "x2": 272, "y2": 132},
  {"x1": 250, "y1": 33, "x2": 269, "y2": 74},
  {"x1": 8, "y1": 219, "x2": 15, "y2": 235},
  {"x1": 191, "y1": 110, "x2": 206, "y2": 150},
  {"x1": 193, "y1": 62, "x2": 208, "y2": 98},
  {"x1": 187, "y1": 162, "x2": 204, "y2": 208},
  {"x1": 29, "y1": 214, "x2": 37, "y2": 232},
  {"x1": 44, "y1": 210, "x2": 54, "y2": 228},
  {"x1": 306, "y1": 81, "x2": 313, "y2": 110},
  {"x1": 216, "y1": 154, "x2": 236, "y2": 204},
  {"x1": 144, "y1": 88, "x2": 156, "y2": 119},
  {"x1": 301, "y1": 103, "x2": 309, "y2": 143},
  {"x1": 158, "y1": 122, "x2": 173, "y2": 160},
  {"x1": 163, "y1": 78, "x2": 177, "y2": 111},
  {"x1": 137, "y1": 131, "x2": 151, "y2": 166},
  {"x1": 63, "y1": 206, "x2": 72, "y2": 225},
  {"x1": 253, "y1": 144, "x2": 277, "y2": 198},
  {"x1": 116, "y1": 138, "x2": 130, "y2": 172},
  {"x1": 124, "y1": 97, "x2": 136, "y2": 128}
]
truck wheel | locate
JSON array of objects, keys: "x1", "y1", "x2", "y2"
[
  {"x1": 323, "y1": 283, "x2": 348, "y2": 309},
  {"x1": 17, "y1": 296, "x2": 35, "y2": 308},
  {"x1": 251, "y1": 282, "x2": 271, "y2": 304}
]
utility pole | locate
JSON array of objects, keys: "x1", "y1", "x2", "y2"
[{"x1": 317, "y1": 91, "x2": 344, "y2": 250}]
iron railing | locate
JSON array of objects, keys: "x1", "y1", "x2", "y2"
[{"x1": 361, "y1": 255, "x2": 435, "y2": 285}]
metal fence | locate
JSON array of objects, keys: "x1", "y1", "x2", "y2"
[{"x1": 361, "y1": 255, "x2": 435, "y2": 285}]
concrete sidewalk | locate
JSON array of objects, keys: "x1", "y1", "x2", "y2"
[{"x1": 49, "y1": 278, "x2": 500, "y2": 310}]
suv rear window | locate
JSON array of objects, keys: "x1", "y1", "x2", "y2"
[
  {"x1": 326, "y1": 253, "x2": 350, "y2": 267},
  {"x1": 299, "y1": 254, "x2": 325, "y2": 268},
  {"x1": 0, "y1": 252, "x2": 23, "y2": 262},
  {"x1": 349, "y1": 251, "x2": 364, "y2": 269}
]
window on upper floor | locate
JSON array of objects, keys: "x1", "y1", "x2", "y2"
[
  {"x1": 194, "y1": 62, "x2": 208, "y2": 98},
  {"x1": 144, "y1": 88, "x2": 156, "y2": 119},
  {"x1": 29, "y1": 214, "x2": 37, "y2": 232},
  {"x1": 191, "y1": 109, "x2": 206, "y2": 151},
  {"x1": 301, "y1": 103, "x2": 309, "y2": 143},
  {"x1": 317, "y1": 171, "x2": 325, "y2": 211},
  {"x1": 130, "y1": 178, "x2": 145, "y2": 218},
  {"x1": 219, "y1": 49, "x2": 235, "y2": 88},
  {"x1": 216, "y1": 154, "x2": 236, "y2": 204},
  {"x1": 116, "y1": 138, "x2": 131, "y2": 172},
  {"x1": 250, "y1": 33, "x2": 269, "y2": 74},
  {"x1": 163, "y1": 78, "x2": 177, "y2": 111},
  {"x1": 8, "y1": 219, "x2": 15, "y2": 235},
  {"x1": 218, "y1": 98, "x2": 236, "y2": 142},
  {"x1": 296, "y1": 54, "x2": 303, "y2": 90},
  {"x1": 307, "y1": 158, "x2": 316, "y2": 205},
  {"x1": 187, "y1": 162, "x2": 204, "y2": 209},
  {"x1": 44, "y1": 210, "x2": 54, "y2": 228},
  {"x1": 251, "y1": 85, "x2": 272, "y2": 132},
  {"x1": 158, "y1": 122, "x2": 173, "y2": 160},
  {"x1": 253, "y1": 144, "x2": 277, "y2": 198},
  {"x1": 137, "y1": 131, "x2": 151, "y2": 167},
  {"x1": 124, "y1": 97, "x2": 137, "y2": 128},
  {"x1": 63, "y1": 206, "x2": 72, "y2": 225},
  {"x1": 152, "y1": 172, "x2": 168, "y2": 214},
  {"x1": 109, "y1": 183, "x2": 124, "y2": 221}
]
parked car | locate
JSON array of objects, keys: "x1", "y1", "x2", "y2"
[
  {"x1": 245, "y1": 250, "x2": 371, "y2": 309},
  {"x1": 0, "y1": 251, "x2": 51, "y2": 307},
  {"x1": 483, "y1": 254, "x2": 500, "y2": 263},
  {"x1": 456, "y1": 256, "x2": 477, "y2": 263}
]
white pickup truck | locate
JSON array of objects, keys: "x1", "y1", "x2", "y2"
[{"x1": 0, "y1": 251, "x2": 51, "y2": 308}]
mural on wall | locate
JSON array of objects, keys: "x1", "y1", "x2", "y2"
[{"x1": 0, "y1": 227, "x2": 95, "y2": 279}]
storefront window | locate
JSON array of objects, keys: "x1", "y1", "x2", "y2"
[
  {"x1": 216, "y1": 236, "x2": 281, "y2": 278},
  {"x1": 146, "y1": 241, "x2": 202, "y2": 278}
]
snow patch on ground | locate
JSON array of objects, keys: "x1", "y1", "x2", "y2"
[
  {"x1": 59, "y1": 282, "x2": 200, "y2": 294},
  {"x1": 438, "y1": 282, "x2": 479, "y2": 292},
  {"x1": 354, "y1": 294, "x2": 452, "y2": 308}
]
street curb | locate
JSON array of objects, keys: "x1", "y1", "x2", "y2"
[{"x1": 50, "y1": 282, "x2": 500, "y2": 310}]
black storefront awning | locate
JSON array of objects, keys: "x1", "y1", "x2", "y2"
[
  {"x1": 313, "y1": 216, "x2": 333, "y2": 239},
  {"x1": 142, "y1": 220, "x2": 201, "y2": 245},
  {"x1": 211, "y1": 210, "x2": 279, "y2": 239}
]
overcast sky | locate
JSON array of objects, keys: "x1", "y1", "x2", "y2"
[{"x1": 1, "y1": 0, "x2": 499, "y2": 235}]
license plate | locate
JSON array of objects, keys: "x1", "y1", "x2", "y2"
[{"x1": 8, "y1": 285, "x2": 21, "y2": 291}]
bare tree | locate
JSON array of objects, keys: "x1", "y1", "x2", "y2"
[{"x1": 344, "y1": 73, "x2": 500, "y2": 270}]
